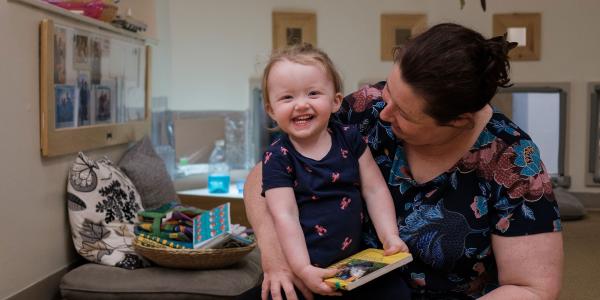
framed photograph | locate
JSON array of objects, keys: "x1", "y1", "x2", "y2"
[
  {"x1": 272, "y1": 12, "x2": 316, "y2": 50},
  {"x1": 76, "y1": 72, "x2": 91, "y2": 126},
  {"x1": 94, "y1": 84, "x2": 115, "y2": 124},
  {"x1": 493, "y1": 13, "x2": 541, "y2": 61},
  {"x1": 40, "y1": 19, "x2": 151, "y2": 157},
  {"x1": 90, "y1": 37, "x2": 102, "y2": 84},
  {"x1": 54, "y1": 28, "x2": 66, "y2": 84},
  {"x1": 54, "y1": 85, "x2": 76, "y2": 129},
  {"x1": 73, "y1": 34, "x2": 89, "y2": 70},
  {"x1": 380, "y1": 14, "x2": 427, "y2": 61}
]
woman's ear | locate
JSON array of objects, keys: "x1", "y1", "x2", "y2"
[{"x1": 332, "y1": 92, "x2": 343, "y2": 113}]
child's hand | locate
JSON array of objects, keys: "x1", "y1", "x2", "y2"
[
  {"x1": 383, "y1": 235, "x2": 409, "y2": 255},
  {"x1": 297, "y1": 265, "x2": 342, "y2": 296}
]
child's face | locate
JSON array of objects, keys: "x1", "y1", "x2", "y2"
[{"x1": 266, "y1": 60, "x2": 342, "y2": 142}]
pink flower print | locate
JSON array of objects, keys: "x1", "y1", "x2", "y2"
[
  {"x1": 494, "y1": 147, "x2": 553, "y2": 202},
  {"x1": 304, "y1": 164, "x2": 312, "y2": 173},
  {"x1": 270, "y1": 138, "x2": 281, "y2": 146},
  {"x1": 294, "y1": 180, "x2": 298, "y2": 187},
  {"x1": 341, "y1": 237, "x2": 352, "y2": 250},
  {"x1": 264, "y1": 152, "x2": 272, "y2": 164},
  {"x1": 314, "y1": 225, "x2": 327, "y2": 236},
  {"x1": 286, "y1": 166, "x2": 293, "y2": 173},
  {"x1": 342, "y1": 126, "x2": 350, "y2": 131},
  {"x1": 472, "y1": 262, "x2": 485, "y2": 275},
  {"x1": 280, "y1": 146, "x2": 288, "y2": 155},
  {"x1": 470, "y1": 196, "x2": 488, "y2": 219},
  {"x1": 495, "y1": 214, "x2": 513, "y2": 233},
  {"x1": 350, "y1": 86, "x2": 382, "y2": 112},
  {"x1": 311, "y1": 195, "x2": 318, "y2": 201},
  {"x1": 425, "y1": 188, "x2": 438, "y2": 198},
  {"x1": 340, "y1": 148, "x2": 348, "y2": 159},
  {"x1": 411, "y1": 273, "x2": 426, "y2": 287},
  {"x1": 331, "y1": 172, "x2": 340, "y2": 183},
  {"x1": 340, "y1": 197, "x2": 351, "y2": 209}
]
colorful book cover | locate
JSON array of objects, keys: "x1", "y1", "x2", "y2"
[
  {"x1": 192, "y1": 202, "x2": 232, "y2": 249},
  {"x1": 324, "y1": 248, "x2": 413, "y2": 291}
]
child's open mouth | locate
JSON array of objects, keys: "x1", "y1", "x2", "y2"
[{"x1": 292, "y1": 115, "x2": 314, "y2": 126}]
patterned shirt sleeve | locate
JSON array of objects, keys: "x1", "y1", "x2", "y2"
[
  {"x1": 334, "y1": 81, "x2": 387, "y2": 136},
  {"x1": 261, "y1": 146, "x2": 294, "y2": 195},
  {"x1": 489, "y1": 138, "x2": 562, "y2": 236}
]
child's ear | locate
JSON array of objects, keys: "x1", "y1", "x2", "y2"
[{"x1": 332, "y1": 92, "x2": 343, "y2": 113}]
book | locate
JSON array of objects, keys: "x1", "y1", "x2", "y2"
[
  {"x1": 192, "y1": 202, "x2": 232, "y2": 248},
  {"x1": 324, "y1": 248, "x2": 413, "y2": 291}
]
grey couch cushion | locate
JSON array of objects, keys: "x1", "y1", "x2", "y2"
[
  {"x1": 60, "y1": 248, "x2": 262, "y2": 300},
  {"x1": 555, "y1": 187, "x2": 586, "y2": 221},
  {"x1": 119, "y1": 137, "x2": 179, "y2": 210}
]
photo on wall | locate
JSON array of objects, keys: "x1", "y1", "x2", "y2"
[
  {"x1": 90, "y1": 37, "x2": 102, "y2": 84},
  {"x1": 55, "y1": 85, "x2": 76, "y2": 129},
  {"x1": 77, "y1": 73, "x2": 91, "y2": 126},
  {"x1": 54, "y1": 28, "x2": 66, "y2": 84},
  {"x1": 73, "y1": 34, "x2": 89, "y2": 70},
  {"x1": 94, "y1": 85, "x2": 114, "y2": 124}
]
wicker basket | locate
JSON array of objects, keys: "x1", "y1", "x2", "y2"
[{"x1": 133, "y1": 238, "x2": 256, "y2": 269}]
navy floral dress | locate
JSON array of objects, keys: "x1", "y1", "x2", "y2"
[
  {"x1": 262, "y1": 122, "x2": 366, "y2": 268},
  {"x1": 335, "y1": 82, "x2": 562, "y2": 298}
]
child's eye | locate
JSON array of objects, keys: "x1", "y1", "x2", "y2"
[
  {"x1": 308, "y1": 91, "x2": 320, "y2": 96},
  {"x1": 279, "y1": 95, "x2": 293, "y2": 101}
]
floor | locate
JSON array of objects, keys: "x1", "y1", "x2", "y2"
[{"x1": 560, "y1": 210, "x2": 600, "y2": 300}]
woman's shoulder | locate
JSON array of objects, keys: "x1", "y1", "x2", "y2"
[{"x1": 485, "y1": 109, "x2": 533, "y2": 146}]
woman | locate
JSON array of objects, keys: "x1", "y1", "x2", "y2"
[{"x1": 243, "y1": 23, "x2": 563, "y2": 300}]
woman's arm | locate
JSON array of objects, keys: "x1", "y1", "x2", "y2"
[
  {"x1": 480, "y1": 232, "x2": 563, "y2": 300},
  {"x1": 358, "y1": 148, "x2": 407, "y2": 254},
  {"x1": 243, "y1": 164, "x2": 312, "y2": 300},
  {"x1": 265, "y1": 187, "x2": 340, "y2": 296}
]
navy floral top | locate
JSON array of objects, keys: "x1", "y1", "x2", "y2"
[
  {"x1": 262, "y1": 122, "x2": 367, "y2": 267},
  {"x1": 334, "y1": 82, "x2": 562, "y2": 298}
]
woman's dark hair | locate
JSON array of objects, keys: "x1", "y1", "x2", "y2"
[{"x1": 395, "y1": 23, "x2": 517, "y2": 125}]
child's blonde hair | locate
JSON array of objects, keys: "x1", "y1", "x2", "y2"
[{"x1": 261, "y1": 43, "x2": 343, "y2": 114}]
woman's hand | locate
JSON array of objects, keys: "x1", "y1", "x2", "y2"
[
  {"x1": 383, "y1": 235, "x2": 409, "y2": 255},
  {"x1": 297, "y1": 265, "x2": 342, "y2": 296}
]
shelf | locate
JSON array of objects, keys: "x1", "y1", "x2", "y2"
[{"x1": 10, "y1": 0, "x2": 157, "y2": 44}]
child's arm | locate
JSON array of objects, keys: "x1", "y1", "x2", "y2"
[
  {"x1": 265, "y1": 187, "x2": 341, "y2": 296},
  {"x1": 358, "y1": 148, "x2": 409, "y2": 254}
]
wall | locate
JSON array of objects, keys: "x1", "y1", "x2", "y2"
[
  {"x1": 163, "y1": 0, "x2": 600, "y2": 193},
  {"x1": 0, "y1": 0, "x2": 156, "y2": 298}
]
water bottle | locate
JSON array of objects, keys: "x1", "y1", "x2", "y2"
[{"x1": 208, "y1": 140, "x2": 230, "y2": 193}]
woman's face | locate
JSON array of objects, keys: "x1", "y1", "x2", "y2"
[{"x1": 380, "y1": 64, "x2": 456, "y2": 146}]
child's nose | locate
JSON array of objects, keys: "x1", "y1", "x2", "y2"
[{"x1": 294, "y1": 98, "x2": 310, "y2": 110}]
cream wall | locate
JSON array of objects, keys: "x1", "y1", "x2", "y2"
[
  {"x1": 0, "y1": 0, "x2": 156, "y2": 298},
  {"x1": 165, "y1": 0, "x2": 600, "y2": 192}
]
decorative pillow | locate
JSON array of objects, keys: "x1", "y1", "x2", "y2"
[
  {"x1": 118, "y1": 136, "x2": 179, "y2": 210},
  {"x1": 67, "y1": 152, "x2": 148, "y2": 269}
]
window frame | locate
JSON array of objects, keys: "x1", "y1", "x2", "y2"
[{"x1": 497, "y1": 83, "x2": 570, "y2": 187}]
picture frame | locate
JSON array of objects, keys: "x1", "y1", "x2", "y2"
[
  {"x1": 380, "y1": 14, "x2": 427, "y2": 61},
  {"x1": 493, "y1": 13, "x2": 541, "y2": 61},
  {"x1": 40, "y1": 19, "x2": 151, "y2": 157},
  {"x1": 272, "y1": 12, "x2": 316, "y2": 50}
]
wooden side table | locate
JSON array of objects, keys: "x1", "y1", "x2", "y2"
[{"x1": 177, "y1": 185, "x2": 250, "y2": 228}]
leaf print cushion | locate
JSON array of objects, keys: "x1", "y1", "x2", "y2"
[{"x1": 67, "y1": 152, "x2": 148, "y2": 269}]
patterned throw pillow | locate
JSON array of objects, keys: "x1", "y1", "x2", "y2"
[{"x1": 67, "y1": 152, "x2": 148, "y2": 269}]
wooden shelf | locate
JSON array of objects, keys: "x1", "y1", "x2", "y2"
[{"x1": 10, "y1": 0, "x2": 157, "y2": 44}]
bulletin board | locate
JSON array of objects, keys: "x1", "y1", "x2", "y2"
[{"x1": 39, "y1": 19, "x2": 151, "y2": 157}]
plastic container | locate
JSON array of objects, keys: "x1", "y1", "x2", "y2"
[{"x1": 208, "y1": 140, "x2": 230, "y2": 193}]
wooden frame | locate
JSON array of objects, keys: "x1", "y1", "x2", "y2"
[
  {"x1": 272, "y1": 12, "x2": 316, "y2": 50},
  {"x1": 380, "y1": 14, "x2": 427, "y2": 61},
  {"x1": 493, "y1": 13, "x2": 541, "y2": 61},
  {"x1": 40, "y1": 19, "x2": 151, "y2": 157}
]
